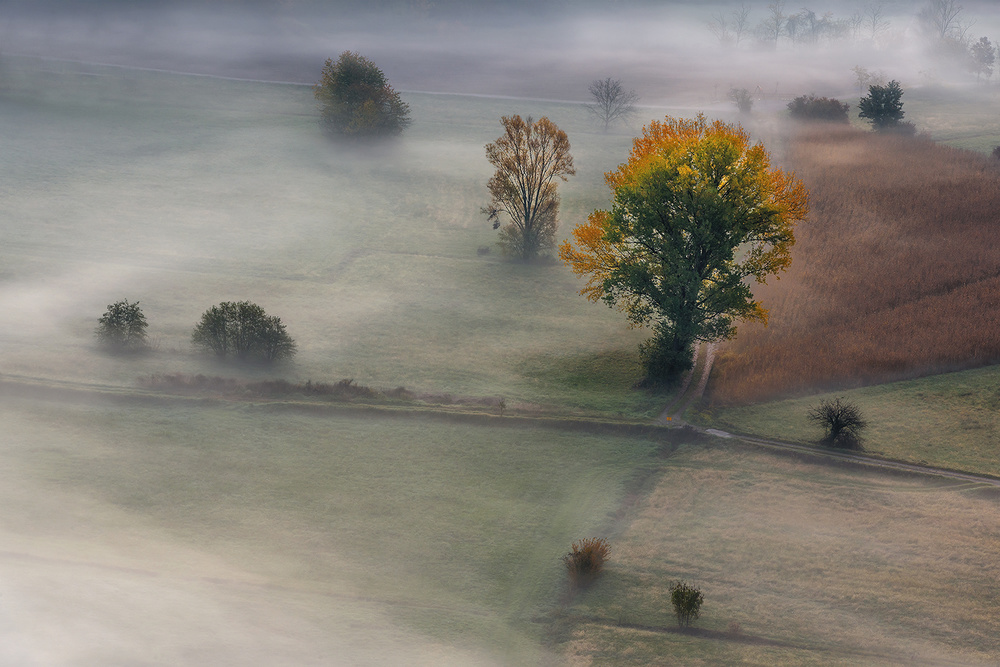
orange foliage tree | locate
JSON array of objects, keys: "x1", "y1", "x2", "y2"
[
  {"x1": 483, "y1": 115, "x2": 575, "y2": 260},
  {"x1": 560, "y1": 115, "x2": 808, "y2": 382}
]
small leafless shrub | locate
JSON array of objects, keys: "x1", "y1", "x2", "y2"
[{"x1": 808, "y1": 397, "x2": 868, "y2": 448}]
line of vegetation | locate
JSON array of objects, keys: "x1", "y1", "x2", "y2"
[{"x1": 137, "y1": 374, "x2": 406, "y2": 401}]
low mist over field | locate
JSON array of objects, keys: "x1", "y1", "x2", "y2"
[
  {"x1": 4, "y1": 0, "x2": 1000, "y2": 664},
  {"x1": 3, "y1": 0, "x2": 999, "y2": 101}
]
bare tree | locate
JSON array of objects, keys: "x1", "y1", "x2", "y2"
[
  {"x1": 708, "y1": 11, "x2": 733, "y2": 45},
  {"x1": 756, "y1": 1, "x2": 787, "y2": 48},
  {"x1": 863, "y1": 3, "x2": 890, "y2": 41},
  {"x1": 483, "y1": 116, "x2": 575, "y2": 261},
  {"x1": 848, "y1": 11, "x2": 864, "y2": 40},
  {"x1": 586, "y1": 78, "x2": 639, "y2": 132},
  {"x1": 732, "y1": 4, "x2": 752, "y2": 45},
  {"x1": 919, "y1": 0, "x2": 971, "y2": 41}
]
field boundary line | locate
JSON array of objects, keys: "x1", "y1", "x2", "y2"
[{"x1": 4, "y1": 374, "x2": 1000, "y2": 488}]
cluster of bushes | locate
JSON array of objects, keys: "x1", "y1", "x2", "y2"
[
  {"x1": 95, "y1": 299, "x2": 296, "y2": 364},
  {"x1": 787, "y1": 95, "x2": 850, "y2": 123},
  {"x1": 561, "y1": 537, "x2": 705, "y2": 628}
]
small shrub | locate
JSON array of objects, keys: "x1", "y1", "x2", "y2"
[
  {"x1": 808, "y1": 397, "x2": 868, "y2": 447},
  {"x1": 476, "y1": 245, "x2": 492, "y2": 256},
  {"x1": 728, "y1": 87, "x2": 753, "y2": 114},
  {"x1": 991, "y1": 145, "x2": 1000, "y2": 160},
  {"x1": 562, "y1": 537, "x2": 610, "y2": 586},
  {"x1": 787, "y1": 95, "x2": 850, "y2": 123},
  {"x1": 669, "y1": 580, "x2": 704, "y2": 627},
  {"x1": 95, "y1": 299, "x2": 148, "y2": 353}
]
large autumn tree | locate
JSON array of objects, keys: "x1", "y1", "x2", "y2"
[
  {"x1": 483, "y1": 115, "x2": 575, "y2": 260},
  {"x1": 560, "y1": 114, "x2": 808, "y2": 382}
]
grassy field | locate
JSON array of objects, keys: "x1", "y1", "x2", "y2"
[
  {"x1": 0, "y1": 392, "x2": 665, "y2": 664},
  {"x1": 5, "y1": 54, "x2": 1000, "y2": 666},
  {"x1": 704, "y1": 364, "x2": 1000, "y2": 478},
  {"x1": 0, "y1": 56, "x2": 676, "y2": 419},
  {"x1": 558, "y1": 442, "x2": 1000, "y2": 666}
]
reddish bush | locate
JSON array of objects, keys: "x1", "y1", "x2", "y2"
[{"x1": 562, "y1": 537, "x2": 610, "y2": 586}]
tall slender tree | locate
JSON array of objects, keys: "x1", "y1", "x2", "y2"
[
  {"x1": 483, "y1": 116, "x2": 575, "y2": 261},
  {"x1": 586, "y1": 78, "x2": 639, "y2": 132}
]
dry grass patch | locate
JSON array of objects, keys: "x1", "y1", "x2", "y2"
[
  {"x1": 712, "y1": 124, "x2": 1000, "y2": 404},
  {"x1": 559, "y1": 443, "x2": 1000, "y2": 665}
]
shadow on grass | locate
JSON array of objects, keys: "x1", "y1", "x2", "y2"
[{"x1": 565, "y1": 613, "x2": 908, "y2": 662}]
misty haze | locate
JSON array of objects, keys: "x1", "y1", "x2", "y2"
[{"x1": 2, "y1": 0, "x2": 1000, "y2": 664}]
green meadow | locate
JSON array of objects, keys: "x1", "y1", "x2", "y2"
[
  {"x1": 4, "y1": 55, "x2": 1000, "y2": 665},
  {"x1": 0, "y1": 56, "x2": 672, "y2": 419}
]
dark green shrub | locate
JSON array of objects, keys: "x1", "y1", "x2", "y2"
[
  {"x1": 562, "y1": 537, "x2": 610, "y2": 586},
  {"x1": 314, "y1": 51, "x2": 410, "y2": 138},
  {"x1": 808, "y1": 397, "x2": 868, "y2": 448},
  {"x1": 858, "y1": 80, "x2": 905, "y2": 132},
  {"x1": 95, "y1": 299, "x2": 148, "y2": 353},
  {"x1": 192, "y1": 301, "x2": 296, "y2": 363},
  {"x1": 787, "y1": 95, "x2": 850, "y2": 123},
  {"x1": 669, "y1": 580, "x2": 704, "y2": 627}
]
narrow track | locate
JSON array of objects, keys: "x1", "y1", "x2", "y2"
[{"x1": 5, "y1": 373, "x2": 1000, "y2": 490}]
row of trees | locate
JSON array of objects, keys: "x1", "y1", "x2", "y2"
[
  {"x1": 709, "y1": 2, "x2": 894, "y2": 47},
  {"x1": 709, "y1": 0, "x2": 980, "y2": 48},
  {"x1": 709, "y1": 1, "x2": 996, "y2": 84},
  {"x1": 95, "y1": 300, "x2": 296, "y2": 363}
]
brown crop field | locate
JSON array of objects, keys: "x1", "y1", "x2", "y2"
[{"x1": 710, "y1": 123, "x2": 1000, "y2": 405}]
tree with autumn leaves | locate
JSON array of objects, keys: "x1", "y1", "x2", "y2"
[
  {"x1": 560, "y1": 115, "x2": 808, "y2": 383},
  {"x1": 484, "y1": 115, "x2": 575, "y2": 261}
]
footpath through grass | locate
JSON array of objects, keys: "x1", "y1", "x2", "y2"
[{"x1": 705, "y1": 364, "x2": 1000, "y2": 479}]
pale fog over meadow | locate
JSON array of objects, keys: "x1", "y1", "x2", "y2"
[{"x1": 2, "y1": 0, "x2": 1000, "y2": 665}]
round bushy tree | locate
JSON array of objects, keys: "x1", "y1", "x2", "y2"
[
  {"x1": 314, "y1": 51, "x2": 411, "y2": 138},
  {"x1": 95, "y1": 299, "x2": 148, "y2": 353},
  {"x1": 858, "y1": 80, "x2": 905, "y2": 132},
  {"x1": 192, "y1": 301, "x2": 296, "y2": 363}
]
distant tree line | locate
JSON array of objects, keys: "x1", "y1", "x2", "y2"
[{"x1": 706, "y1": 0, "x2": 997, "y2": 83}]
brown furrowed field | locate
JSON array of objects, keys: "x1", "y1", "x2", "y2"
[{"x1": 710, "y1": 124, "x2": 1000, "y2": 405}]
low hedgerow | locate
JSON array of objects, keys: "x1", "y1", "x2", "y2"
[{"x1": 787, "y1": 95, "x2": 850, "y2": 123}]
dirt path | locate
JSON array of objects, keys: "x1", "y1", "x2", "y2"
[
  {"x1": 4, "y1": 372, "x2": 1000, "y2": 491},
  {"x1": 656, "y1": 342, "x2": 716, "y2": 424}
]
